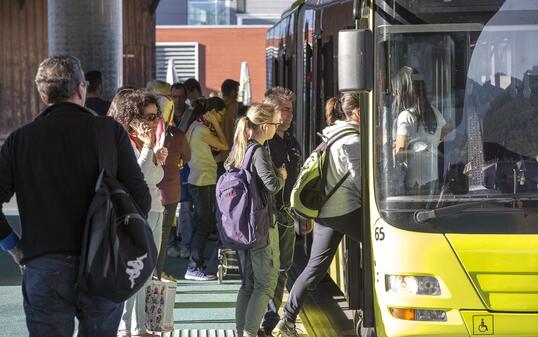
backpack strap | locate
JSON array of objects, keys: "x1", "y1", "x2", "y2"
[
  {"x1": 92, "y1": 116, "x2": 118, "y2": 178},
  {"x1": 321, "y1": 127, "x2": 360, "y2": 179},
  {"x1": 326, "y1": 127, "x2": 360, "y2": 148},
  {"x1": 240, "y1": 143, "x2": 262, "y2": 170},
  {"x1": 320, "y1": 127, "x2": 360, "y2": 206}
]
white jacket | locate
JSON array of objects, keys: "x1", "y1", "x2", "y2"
[
  {"x1": 319, "y1": 120, "x2": 361, "y2": 218},
  {"x1": 132, "y1": 144, "x2": 165, "y2": 213}
]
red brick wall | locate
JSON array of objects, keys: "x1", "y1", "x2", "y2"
[{"x1": 157, "y1": 27, "x2": 268, "y2": 102}]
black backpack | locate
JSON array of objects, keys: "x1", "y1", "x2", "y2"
[{"x1": 77, "y1": 117, "x2": 158, "y2": 303}]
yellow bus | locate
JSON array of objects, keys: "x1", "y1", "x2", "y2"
[{"x1": 267, "y1": 1, "x2": 538, "y2": 336}]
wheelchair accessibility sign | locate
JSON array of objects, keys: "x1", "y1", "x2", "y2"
[{"x1": 473, "y1": 315, "x2": 494, "y2": 335}]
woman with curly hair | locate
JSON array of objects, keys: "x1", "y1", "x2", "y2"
[{"x1": 108, "y1": 89, "x2": 168, "y2": 337}]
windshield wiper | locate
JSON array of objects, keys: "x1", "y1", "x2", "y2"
[{"x1": 414, "y1": 198, "x2": 515, "y2": 223}]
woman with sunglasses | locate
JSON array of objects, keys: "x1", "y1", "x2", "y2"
[{"x1": 108, "y1": 89, "x2": 168, "y2": 337}]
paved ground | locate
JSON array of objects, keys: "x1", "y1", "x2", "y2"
[
  {"x1": 0, "y1": 213, "x2": 25, "y2": 337},
  {"x1": 0, "y1": 222, "x2": 306, "y2": 336}
]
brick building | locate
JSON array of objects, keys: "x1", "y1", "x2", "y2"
[
  {"x1": 156, "y1": 26, "x2": 268, "y2": 101},
  {"x1": 155, "y1": 0, "x2": 294, "y2": 102}
]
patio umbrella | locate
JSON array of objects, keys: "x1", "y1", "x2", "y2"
[
  {"x1": 239, "y1": 61, "x2": 252, "y2": 106},
  {"x1": 166, "y1": 58, "x2": 178, "y2": 85}
]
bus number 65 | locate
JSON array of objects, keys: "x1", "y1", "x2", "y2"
[{"x1": 375, "y1": 227, "x2": 385, "y2": 241}]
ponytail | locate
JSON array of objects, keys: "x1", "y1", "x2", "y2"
[
  {"x1": 325, "y1": 96, "x2": 344, "y2": 126},
  {"x1": 227, "y1": 116, "x2": 251, "y2": 168},
  {"x1": 340, "y1": 92, "x2": 361, "y2": 124},
  {"x1": 225, "y1": 103, "x2": 275, "y2": 168}
]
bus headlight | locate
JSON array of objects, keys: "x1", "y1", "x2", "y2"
[
  {"x1": 390, "y1": 308, "x2": 447, "y2": 322},
  {"x1": 385, "y1": 275, "x2": 441, "y2": 296}
]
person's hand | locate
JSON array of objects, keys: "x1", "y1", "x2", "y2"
[
  {"x1": 136, "y1": 122, "x2": 156, "y2": 148},
  {"x1": 296, "y1": 218, "x2": 314, "y2": 235},
  {"x1": 277, "y1": 167, "x2": 287, "y2": 180},
  {"x1": 156, "y1": 147, "x2": 168, "y2": 165},
  {"x1": 204, "y1": 111, "x2": 218, "y2": 126}
]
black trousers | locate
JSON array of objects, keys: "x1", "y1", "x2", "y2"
[
  {"x1": 188, "y1": 184, "x2": 217, "y2": 270},
  {"x1": 283, "y1": 208, "x2": 362, "y2": 323}
]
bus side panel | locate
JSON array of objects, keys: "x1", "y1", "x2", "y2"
[{"x1": 371, "y1": 218, "x2": 484, "y2": 337}]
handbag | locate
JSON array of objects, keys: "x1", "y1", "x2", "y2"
[{"x1": 145, "y1": 278, "x2": 177, "y2": 332}]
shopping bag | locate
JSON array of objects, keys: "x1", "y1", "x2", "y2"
[{"x1": 145, "y1": 278, "x2": 177, "y2": 332}]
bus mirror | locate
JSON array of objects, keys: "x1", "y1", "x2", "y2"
[{"x1": 338, "y1": 29, "x2": 373, "y2": 92}]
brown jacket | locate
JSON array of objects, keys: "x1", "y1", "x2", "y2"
[{"x1": 157, "y1": 127, "x2": 191, "y2": 205}]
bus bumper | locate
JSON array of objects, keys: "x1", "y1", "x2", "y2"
[
  {"x1": 460, "y1": 310, "x2": 538, "y2": 336},
  {"x1": 382, "y1": 309, "x2": 538, "y2": 336}
]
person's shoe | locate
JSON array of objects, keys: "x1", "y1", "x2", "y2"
[
  {"x1": 179, "y1": 247, "x2": 191, "y2": 259},
  {"x1": 273, "y1": 319, "x2": 299, "y2": 337},
  {"x1": 160, "y1": 272, "x2": 177, "y2": 282},
  {"x1": 167, "y1": 246, "x2": 180, "y2": 258},
  {"x1": 262, "y1": 311, "x2": 280, "y2": 334},
  {"x1": 184, "y1": 267, "x2": 217, "y2": 281}
]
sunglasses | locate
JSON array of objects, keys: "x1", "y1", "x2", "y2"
[
  {"x1": 279, "y1": 107, "x2": 292, "y2": 113},
  {"x1": 140, "y1": 113, "x2": 161, "y2": 122}
]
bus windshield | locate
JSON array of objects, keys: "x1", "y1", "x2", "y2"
[{"x1": 374, "y1": 0, "x2": 538, "y2": 233}]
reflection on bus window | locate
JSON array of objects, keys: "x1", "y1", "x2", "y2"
[
  {"x1": 392, "y1": 66, "x2": 447, "y2": 195},
  {"x1": 375, "y1": 0, "x2": 538, "y2": 213}
]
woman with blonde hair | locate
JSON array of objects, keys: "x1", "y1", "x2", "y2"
[{"x1": 225, "y1": 103, "x2": 287, "y2": 337}]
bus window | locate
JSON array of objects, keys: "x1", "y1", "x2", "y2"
[{"x1": 374, "y1": 0, "x2": 538, "y2": 233}]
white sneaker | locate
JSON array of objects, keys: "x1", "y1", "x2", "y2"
[
  {"x1": 184, "y1": 268, "x2": 217, "y2": 281},
  {"x1": 273, "y1": 319, "x2": 299, "y2": 337}
]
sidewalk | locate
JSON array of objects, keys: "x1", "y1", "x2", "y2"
[
  {"x1": 157, "y1": 243, "x2": 308, "y2": 336},
  {"x1": 0, "y1": 206, "x2": 308, "y2": 337}
]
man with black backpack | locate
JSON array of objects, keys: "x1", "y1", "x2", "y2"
[{"x1": 0, "y1": 55, "x2": 151, "y2": 337}]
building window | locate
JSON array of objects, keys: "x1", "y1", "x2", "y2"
[
  {"x1": 188, "y1": 0, "x2": 231, "y2": 25},
  {"x1": 237, "y1": 14, "x2": 280, "y2": 26}
]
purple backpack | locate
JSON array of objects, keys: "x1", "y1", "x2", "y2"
[{"x1": 216, "y1": 144, "x2": 270, "y2": 250}]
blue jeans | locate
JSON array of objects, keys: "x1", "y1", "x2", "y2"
[
  {"x1": 22, "y1": 254, "x2": 123, "y2": 337},
  {"x1": 178, "y1": 200, "x2": 193, "y2": 250}
]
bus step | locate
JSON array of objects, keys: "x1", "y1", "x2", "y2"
[{"x1": 159, "y1": 329, "x2": 237, "y2": 337}]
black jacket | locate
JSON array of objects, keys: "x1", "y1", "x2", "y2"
[
  {"x1": 0, "y1": 102, "x2": 151, "y2": 263},
  {"x1": 267, "y1": 132, "x2": 302, "y2": 209}
]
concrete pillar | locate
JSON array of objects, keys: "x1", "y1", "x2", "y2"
[{"x1": 48, "y1": 0, "x2": 122, "y2": 100}]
